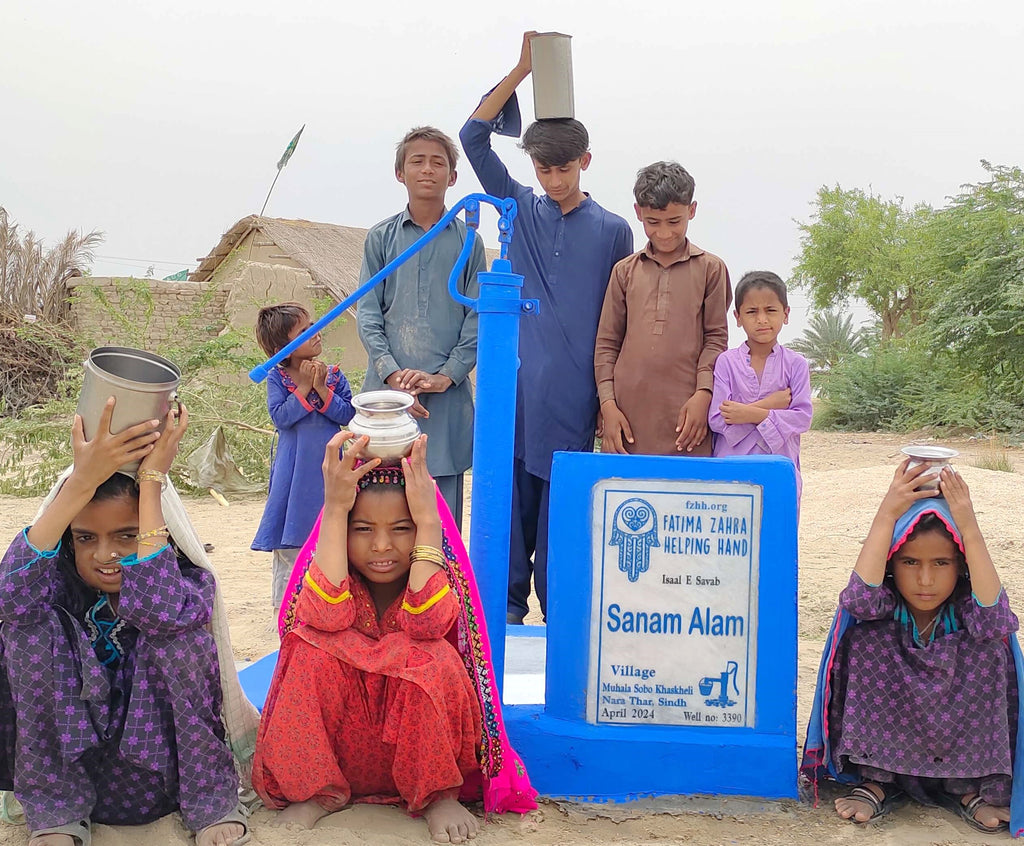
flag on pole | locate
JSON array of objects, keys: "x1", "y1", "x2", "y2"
[{"x1": 277, "y1": 125, "x2": 305, "y2": 171}]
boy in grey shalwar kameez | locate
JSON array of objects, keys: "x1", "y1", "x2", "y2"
[{"x1": 357, "y1": 126, "x2": 486, "y2": 530}]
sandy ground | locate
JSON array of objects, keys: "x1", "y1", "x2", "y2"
[{"x1": 1, "y1": 430, "x2": 1022, "y2": 845}]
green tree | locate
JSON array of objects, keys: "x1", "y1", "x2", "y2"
[
  {"x1": 0, "y1": 207, "x2": 103, "y2": 322},
  {"x1": 792, "y1": 186, "x2": 933, "y2": 341},
  {"x1": 788, "y1": 308, "x2": 869, "y2": 377},
  {"x1": 922, "y1": 162, "x2": 1024, "y2": 383}
]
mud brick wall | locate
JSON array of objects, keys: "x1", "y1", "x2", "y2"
[{"x1": 69, "y1": 278, "x2": 229, "y2": 348}]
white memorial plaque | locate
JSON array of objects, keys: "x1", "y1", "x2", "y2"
[{"x1": 587, "y1": 480, "x2": 761, "y2": 727}]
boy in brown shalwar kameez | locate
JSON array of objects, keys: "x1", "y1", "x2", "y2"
[{"x1": 595, "y1": 161, "x2": 732, "y2": 456}]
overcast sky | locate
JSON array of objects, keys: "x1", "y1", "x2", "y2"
[{"x1": 2, "y1": 0, "x2": 1022, "y2": 345}]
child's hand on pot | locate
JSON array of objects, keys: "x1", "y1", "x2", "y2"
[
  {"x1": 71, "y1": 397, "x2": 161, "y2": 489},
  {"x1": 322, "y1": 433, "x2": 379, "y2": 513},
  {"x1": 879, "y1": 458, "x2": 939, "y2": 518},
  {"x1": 138, "y1": 403, "x2": 189, "y2": 476},
  {"x1": 402, "y1": 435, "x2": 440, "y2": 530}
]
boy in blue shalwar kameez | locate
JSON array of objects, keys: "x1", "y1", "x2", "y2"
[{"x1": 460, "y1": 31, "x2": 633, "y2": 622}]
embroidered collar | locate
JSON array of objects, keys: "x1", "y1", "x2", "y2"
[
  {"x1": 278, "y1": 364, "x2": 341, "y2": 410},
  {"x1": 84, "y1": 594, "x2": 128, "y2": 666},
  {"x1": 894, "y1": 598, "x2": 958, "y2": 646}
]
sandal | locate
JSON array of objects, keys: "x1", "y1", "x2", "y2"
[
  {"x1": 28, "y1": 818, "x2": 91, "y2": 846},
  {"x1": 940, "y1": 792, "x2": 1009, "y2": 834},
  {"x1": 839, "y1": 784, "x2": 905, "y2": 824},
  {"x1": 195, "y1": 803, "x2": 250, "y2": 846}
]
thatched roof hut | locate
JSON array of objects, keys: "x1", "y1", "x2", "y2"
[
  {"x1": 187, "y1": 215, "x2": 371, "y2": 375},
  {"x1": 185, "y1": 214, "x2": 497, "y2": 378},
  {"x1": 190, "y1": 215, "x2": 368, "y2": 303}
]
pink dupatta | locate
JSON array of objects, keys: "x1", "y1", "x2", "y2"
[{"x1": 277, "y1": 487, "x2": 538, "y2": 815}]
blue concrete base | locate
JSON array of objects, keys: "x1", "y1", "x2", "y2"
[{"x1": 504, "y1": 704, "x2": 798, "y2": 801}]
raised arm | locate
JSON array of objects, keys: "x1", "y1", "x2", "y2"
[
  {"x1": 854, "y1": 460, "x2": 939, "y2": 587},
  {"x1": 118, "y1": 548, "x2": 215, "y2": 633},
  {"x1": 0, "y1": 530, "x2": 62, "y2": 620},
  {"x1": 133, "y1": 404, "x2": 190, "y2": 562},
  {"x1": 27, "y1": 400, "x2": 161, "y2": 553},
  {"x1": 470, "y1": 31, "x2": 536, "y2": 124},
  {"x1": 315, "y1": 433, "x2": 381, "y2": 588},
  {"x1": 460, "y1": 33, "x2": 536, "y2": 200},
  {"x1": 401, "y1": 436, "x2": 444, "y2": 593},
  {"x1": 939, "y1": 468, "x2": 1002, "y2": 606}
]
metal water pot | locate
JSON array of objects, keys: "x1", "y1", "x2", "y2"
[
  {"x1": 531, "y1": 32, "x2": 575, "y2": 119},
  {"x1": 348, "y1": 390, "x2": 420, "y2": 463},
  {"x1": 76, "y1": 347, "x2": 181, "y2": 473}
]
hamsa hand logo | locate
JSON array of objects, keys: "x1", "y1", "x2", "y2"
[{"x1": 609, "y1": 498, "x2": 660, "y2": 582}]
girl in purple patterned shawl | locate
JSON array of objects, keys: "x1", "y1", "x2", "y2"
[
  {"x1": 817, "y1": 460, "x2": 1018, "y2": 834},
  {"x1": 0, "y1": 401, "x2": 248, "y2": 846}
]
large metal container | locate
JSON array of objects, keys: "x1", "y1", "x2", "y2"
[
  {"x1": 76, "y1": 346, "x2": 181, "y2": 473},
  {"x1": 347, "y1": 390, "x2": 420, "y2": 463},
  {"x1": 531, "y1": 32, "x2": 575, "y2": 120}
]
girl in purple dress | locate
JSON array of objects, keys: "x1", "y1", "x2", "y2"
[
  {"x1": 803, "y1": 460, "x2": 1020, "y2": 834},
  {"x1": 0, "y1": 400, "x2": 249, "y2": 846},
  {"x1": 252, "y1": 303, "x2": 355, "y2": 612}
]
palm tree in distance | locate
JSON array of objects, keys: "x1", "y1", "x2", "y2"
[
  {"x1": 0, "y1": 207, "x2": 103, "y2": 323},
  {"x1": 789, "y1": 308, "x2": 869, "y2": 378}
]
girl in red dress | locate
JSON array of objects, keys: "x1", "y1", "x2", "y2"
[{"x1": 253, "y1": 433, "x2": 535, "y2": 842}]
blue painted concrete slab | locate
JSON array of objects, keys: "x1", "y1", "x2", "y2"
[
  {"x1": 502, "y1": 451, "x2": 799, "y2": 801},
  {"x1": 239, "y1": 625, "x2": 548, "y2": 712}
]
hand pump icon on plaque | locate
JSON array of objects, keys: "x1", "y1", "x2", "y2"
[{"x1": 700, "y1": 661, "x2": 740, "y2": 708}]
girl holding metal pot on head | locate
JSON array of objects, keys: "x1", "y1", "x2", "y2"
[{"x1": 0, "y1": 398, "x2": 256, "y2": 846}]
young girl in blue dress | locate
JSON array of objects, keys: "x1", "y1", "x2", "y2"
[{"x1": 252, "y1": 303, "x2": 355, "y2": 611}]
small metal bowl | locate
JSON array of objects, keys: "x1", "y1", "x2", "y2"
[{"x1": 901, "y1": 445, "x2": 958, "y2": 490}]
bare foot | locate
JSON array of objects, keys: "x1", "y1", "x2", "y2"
[
  {"x1": 422, "y1": 797, "x2": 479, "y2": 843},
  {"x1": 835, "y1": 782, "x2": 885, "y2": 822},
  {"x1": 29, "y1": 836, "x2": 75, "y2": 846},
  {"x1": 271, "y1": 799, "x2": 333, "y2": 829},
  {"x1": 960, "y1": 794, "x2": 1011, "y2": 829},
  {"x1": 196, "y1": 820, "x2": 246, "y2": 846}
]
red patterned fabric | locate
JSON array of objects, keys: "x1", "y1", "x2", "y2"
[
  {"x1": 276, "y1": 487, "x2": 538, "y2": 815},
  {"x1": 253, "y1": 566, "x2": 482, "y2": 812}
]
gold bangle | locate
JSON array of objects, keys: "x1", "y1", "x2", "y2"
[
  {"x1": 137, "y1": 469, "x2": 167, "y2": 489},
  {"x1": 411, "y1": 545, "x2": 445, "y2": 565},
  {"x1": 137, "y1": 525, "x2": 169, "y2": 541},
  {"x1": 137, "y1": 539, "x2": 168, "y2": 549}
]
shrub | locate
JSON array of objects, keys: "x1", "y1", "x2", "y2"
[
  {"x1": 816, "y1": 337, "x2": 1024, "y2": 434},
  {"x1": 815, "y1": 342, "x2": 934, "y2": 431}
]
